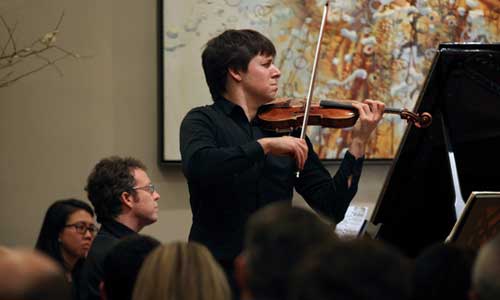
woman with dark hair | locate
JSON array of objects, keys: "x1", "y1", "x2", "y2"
[{"x1": 35, "y1": 198, "x2": 97, "y2": 297}]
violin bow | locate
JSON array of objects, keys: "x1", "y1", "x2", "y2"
[{"x1": 297, "y1": 0, "x2": 330, "y2": 177}]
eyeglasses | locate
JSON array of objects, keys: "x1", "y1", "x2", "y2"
[
  {"x1": 64, "y1": 222, "x2": 99, "y2": 235},
  {"x1": 132, "y1": 183, "x2": 156, "y2": 195}
]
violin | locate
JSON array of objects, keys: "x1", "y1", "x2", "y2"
[{"x1": 257, "y1": 97, "x2": 432, "y2": 133}]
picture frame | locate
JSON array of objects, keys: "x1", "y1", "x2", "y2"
[
  {"x1": 447, "y1": 192, "x2": 500, "y2": 249},
  {"x1": 159, "y1": 0, "x2": 500, "y2": 163}
]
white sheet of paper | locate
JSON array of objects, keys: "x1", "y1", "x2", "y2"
[{"x1": 335, "y1": 206, "x2": 368, "y2": 238}]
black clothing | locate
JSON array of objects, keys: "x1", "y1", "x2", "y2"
[
  {"x1": 218, "y1": 258, "x2": 240, "y2": 300},
  {"x1": 70, "y1": 259, "x2": 85, "y2": 300},
  {"x1": 78, "y1": 219, "x2": 136, "y2": 300},
  {"x1": 180, "y1": 97, "x2": 364, "y2": 261}
]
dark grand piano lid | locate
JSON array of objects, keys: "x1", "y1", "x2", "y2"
[{"x1": 370, "y1": 43, "x2": 500, "y2": 257}]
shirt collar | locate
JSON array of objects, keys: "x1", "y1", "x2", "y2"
[
  {"x1": 214, "y1": 95, "x2": 239, "y2": 116},
  {"x1": 100, "y1": 218, "x2": 136, "y2": 238},
  {"x1": 214, "y1": 95, "x2": 264, "y2": 124}
]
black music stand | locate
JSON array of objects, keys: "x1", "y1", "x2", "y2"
[{"x1": 357, "y1": 219, "x2": 382, "y2": 239}]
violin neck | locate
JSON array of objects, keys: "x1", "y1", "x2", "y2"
[{"x1": 319, "y1": 100, "x2": 402, "y2": 115}]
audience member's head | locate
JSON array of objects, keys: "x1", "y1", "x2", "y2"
[
  {"x1": 236, "y1": 202, "x2": 336, "y2": 300},
  {"x1": 132, "y1": 241, "x2": 230, "y2": 300},
  {"x1": 290, "y1": 239, "x2": 412, "y2": 300},
  {"x1": 470, "y1": 233, "x2": 500, "y2": 300},
  {"x1": 101, "y1": 234, "x2": 161, "y2": 300},
  {"x1": 35, "y1": 199, "x2": 97, "y2": 275},
  {"x1": 85, "y1": 156, "x2": 160, "y2": 231},
  {"x1": 413, "y1": 242, "x2": 476, "y2": 300},
  {"x1": 0, "y1": 247, "x2": 70, "y2": 300}
]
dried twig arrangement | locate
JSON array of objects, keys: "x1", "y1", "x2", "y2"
[{"x1": 0, "y1": 12, "x2": 81, "y2": 88}]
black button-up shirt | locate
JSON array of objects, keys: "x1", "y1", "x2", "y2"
[
  {"x1": 180, "y1": 97, "x2": 364, "y2": 260},
  {"x1": 78, "y1": 219, "x2": 136, "y2": 300}
]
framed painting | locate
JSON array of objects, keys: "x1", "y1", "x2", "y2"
[
  {"x1": 159, "y1": 0, "x2": 500, "y2": 162},
  {"x1": 447, "y1": 192, "x2": 500, "y2": 250}
]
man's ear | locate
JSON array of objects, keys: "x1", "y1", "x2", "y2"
[
  {"x1": 234, "y1": 253, "x2": 248, "y2": 291},
  {"x1": 120, "y1": 191, "x2": 134, "y2": 209},
  {"x1": 228, "y1": 67, "x2": 243, "y2": 82},
  {"x1": 99, "y1": 281, "x2": 107, "y2": 300},
  {"x1": 468, "y1": 289, "x2": 479, "y2": 300}
]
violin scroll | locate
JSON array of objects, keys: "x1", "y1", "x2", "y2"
[{"x1": 400, "y1": 110, "x2": 432, "y2": 128}]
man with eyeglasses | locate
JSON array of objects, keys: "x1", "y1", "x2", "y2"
[{"x1": 79, "y1": 156, "x2": 160, "y2": 300}]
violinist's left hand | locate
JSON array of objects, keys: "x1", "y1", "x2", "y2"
[{"x1": 348, "y1": 99, "x2": 385, "y2": 159}]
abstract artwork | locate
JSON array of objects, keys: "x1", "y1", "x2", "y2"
[{"x1": 161, "y1": 0, "x2": 500, "y2": 161}]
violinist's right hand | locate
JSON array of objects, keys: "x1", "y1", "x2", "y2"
[{"x1": 257, "y1": 136, "x2": 308, "y2": 170}]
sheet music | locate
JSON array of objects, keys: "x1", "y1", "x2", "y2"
[{"x1": 335, "y1": 206, "x2": 368, "y2": 238}]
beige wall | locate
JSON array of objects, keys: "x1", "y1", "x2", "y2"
[{"x1": 0, "y1": 0, "x2": 390, "y2": 247}]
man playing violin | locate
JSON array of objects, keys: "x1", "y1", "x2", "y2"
[{"x1": 179, "y1": 29, "x2": 384, "y2": 293}]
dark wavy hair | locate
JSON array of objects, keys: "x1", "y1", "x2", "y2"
[
  {"x1": 85, "y1": 156, "x2": 146, "y2": 223},
  {"x1": 414, "y1": 243, "x2": 477, "y2": 300},
  {"x1": 201, "y1": 29, "x2": 276, "y2": 100},
  {"x1": 290, "y1": 240, "x2": 412, "y2": 300},
  {"x1": 35, "y1": 199, "x2": 94, "y2": 270},
  {"x1": 244, "y1": 202, "x2": 336, "y2": 300}
]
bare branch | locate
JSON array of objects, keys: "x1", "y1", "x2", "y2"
[
  {"x1": 0, "y1": 16, "x2": 18, "y2": 57},
  {"x1": 53, "y1": 45, "x2": 79, "y2": 58},
  {"x1": 35, "y1": 53, "x2": 64, "y2": 76},
  {"x1": 0, "y1": 70, "x2": 14, "y2": 82},
  {"x1": 54, "y1": 11, "x2": 65, "y2": 31},
  {"x1": 0, "y1": 53, "x2": 70, "y2": 88},
  {"x1": 0, "y1": 12, "x2": 84, "y2": 89},
  {"x1": 0, "y1": 57, "x2": 23, "y2": 70}
]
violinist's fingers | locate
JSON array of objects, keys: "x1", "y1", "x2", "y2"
[
  {"x1": 347, "y1": 99, "x2": 386, "y2": 158},
  {"x1": 363, "y1": 99, "x2": 378, "y2": 117},
  {"x1": 299, "y1": 139, "x2": 308, "y2": 170},
  {"x1": 294, "y1": 139, "x2": 308, "y2": 170},
  {"x1": 260, "y1": 136, "x2": 308, "y2": 170},
  {"x1": 350, "y1": 101, "x2": 369, "y2": 120},
  {"x1": 295, "y1": 152, "x2": 304, "y2": 171},
  {"x1": 299, "y1": 138, "x2": 308, "y2": 155},
  {"x1": 361, "y1": 103, "x2": 372, "y2": 118},
  {"x1": 375, "y1": 101, "x2": 385, "y2": 121},
  {"x1": 363, "y1": 99, "x2": 385, "y2": 121}
]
